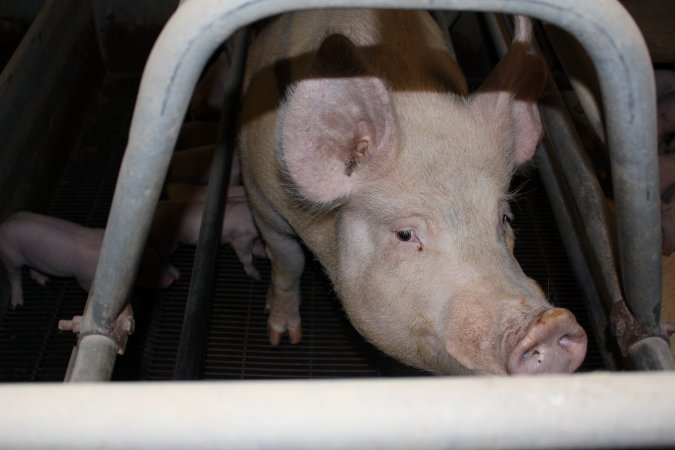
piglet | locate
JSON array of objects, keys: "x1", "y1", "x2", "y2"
[
  {"x1": 0, "y1": 212, "x2": 179, "y2": 308},
  {"x1": 149, "y1": 187, "x2": 265, "y2": 280}
]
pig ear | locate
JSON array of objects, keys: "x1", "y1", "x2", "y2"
[
  {"x1": 277, "y1": 34, "x2": 399, "y2": 205},
  {"x1": 471, "y1": 16, "x2": 548, "y2": 165}
]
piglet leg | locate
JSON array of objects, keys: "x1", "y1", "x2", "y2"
[
  {"x1": 230, "y1": 235, "x2": 261, "y2": 281},
  {"x1": 7, "y1": 266, "x2": 24, "y2": 308},
  {"x1": 29, "y1": 269, "x2": 50, "y2": 286}
]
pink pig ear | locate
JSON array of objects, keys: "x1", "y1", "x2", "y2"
[
  {"x1": 277, "y1": 34, "x2": 399, "y2": 205},
  {"x1": 471, "y1": 16, "x2": 548, "y2": 165}
]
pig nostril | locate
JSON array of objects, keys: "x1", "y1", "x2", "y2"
[
  {"x1": 508, "y1": 308, "x2": 587, "y2": 374},
  {"x1": 523, "y1": 348, "x2": 543, "y2": 365}
]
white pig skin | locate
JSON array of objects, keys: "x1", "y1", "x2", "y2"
[
  {"x1": 238, "y1": 10, "x2": 586, "y2": 374},
  {"x1": 0, "y1": 212, "x2": 179, "y2": 308}
]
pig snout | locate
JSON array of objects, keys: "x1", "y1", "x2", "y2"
[{"x1": 507, "y1": 308, "x2": 587, "y2": 374}]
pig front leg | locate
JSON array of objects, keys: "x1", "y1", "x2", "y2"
[
  {"x1": 254, "y1": 217, "x2": 305, "y2": 345},
  {"x1": 6, "y1": 265, "x2": 24, "y2": 308},
  {"x1": 29, "y1": 269, "x2": 50, "y2": 286}
]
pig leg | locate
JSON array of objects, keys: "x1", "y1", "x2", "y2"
[
  {"x1": 29, "y1": 269, "x2": 50, "y2": 286},
  {"x1": 254, "y1": 218, "x2": 305, "y2": 345},
  {"x1": 6, "y1": 265, "x2": 24, "y2": 308},
  {"x1": 230, "y1": 235, "x2": 261, "y2": 281},
  {"x1": 252, "y1": 238, "x2": 267, "y2": 259}
]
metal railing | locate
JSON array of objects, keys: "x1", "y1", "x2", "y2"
[{"x1": 37, "y1": 0, "x2": 672, "y2": 446}]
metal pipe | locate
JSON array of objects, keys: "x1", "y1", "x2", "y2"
[
  {"x1": 485, "y1": 13, "x2": 622, "y2": 368},
  {"x1": 2, "y1": 373, "x2": 675, "y2": 449},
  {"x1": 485, "y1": 14, "x2": 621, "y2": 369},
  {"x1": 628, "y1": 337, "x2": 675, "y2": 371},
  {"x1": 488, "y1": 13, "x2": 672, "y2": 370},
  {"x1": 534, "y1": 140, "x2": 618, "y2": 370},
  {"x1": 485, "y1": 13, "x2": 624, "y2": 310},
  {"x1": 173, "y1": 27, "x2": 250, "y2": 380},
  {"x1": 73, "y1": 0, "x2": 659, "y2": 379},
  {"x1": 488, "y1": 13, "x2": 671, "y2": 368},
  {"x1": 66, "y1": 335, "x2": 117, "y2": 382}
]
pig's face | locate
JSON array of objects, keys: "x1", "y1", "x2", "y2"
[
  {"x1": 276, "y1": 27, "x2": 587, "y2": 375},
  {"x1": 331, "y1": 94, "x2": 580, "y2": 374}
]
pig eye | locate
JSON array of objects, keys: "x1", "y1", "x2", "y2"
[
  {"x1": 395, "y1": 230, "x2": 413, "y2": 241},
  {"x1": 502, "y1": 214, "x2": 514, "y2": 227},
  {"x1": 394, "y1": 229, "x2": 424, "y2": 251}
]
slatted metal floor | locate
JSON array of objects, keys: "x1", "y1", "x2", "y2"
[{"x1": 0, "y1": 70, "x2": 604, "y2": 381}]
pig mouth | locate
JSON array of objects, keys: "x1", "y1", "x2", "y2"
[{"x1": 506, "y1": 308, "x2": 587, "y2": 374}]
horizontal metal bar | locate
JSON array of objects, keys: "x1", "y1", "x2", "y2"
[{"x1": 2, "y1": 373, "x2": 675, "y2": 449}]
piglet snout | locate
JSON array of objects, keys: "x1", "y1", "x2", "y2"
[{"x1": 507, "y1": 308, "x2": 587, "y2": 374}]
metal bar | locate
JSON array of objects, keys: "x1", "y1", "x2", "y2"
[
  {"x1": 66, "y1": 335, "x2": 117, "y2": 382},
  {"x1": 534, "y1": 140, "x2": 618, "y2": 370},
  {"x1": 173, "y1": 27, "x2": 250, "y2": 380},
  {"x1": 489, "y1": 13, "x2": 672, "y2": 369},
  {"x1": 484, "y1": 13, "x2": 622, "y2": 368},
  {"x1": 485, "y1": 13, "x2": 625, "y2": 310},
  {"x1": 72, "y1": 0, "x2": 659, "y2": 380},
  {"x1": 628, "y1": 337, "x2": 675, "y2": 371},
  {"x1": 2, "y1": 373, "x2": 675, "y2": 449}
]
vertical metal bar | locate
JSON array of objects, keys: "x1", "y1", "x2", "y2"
[
  {"x1": 486, "y1": 12, "x2": 672, "y2": 369},
  {"x1": 68, "y1": 335, "x2": 118, "y2": 381},
  {"x1": 485, "y1": 13, "x2": 625, "y2": 308},
  {"x1": 534, "y1": 139, "x2": 619, "y2": 370},
  {"x1": 173, "y1": 27, "x2": 250, "y2": 380}
]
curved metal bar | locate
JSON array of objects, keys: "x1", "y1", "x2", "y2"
[{"x1": 72, "y1": 0, "x2": 659, "y2": 379}]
